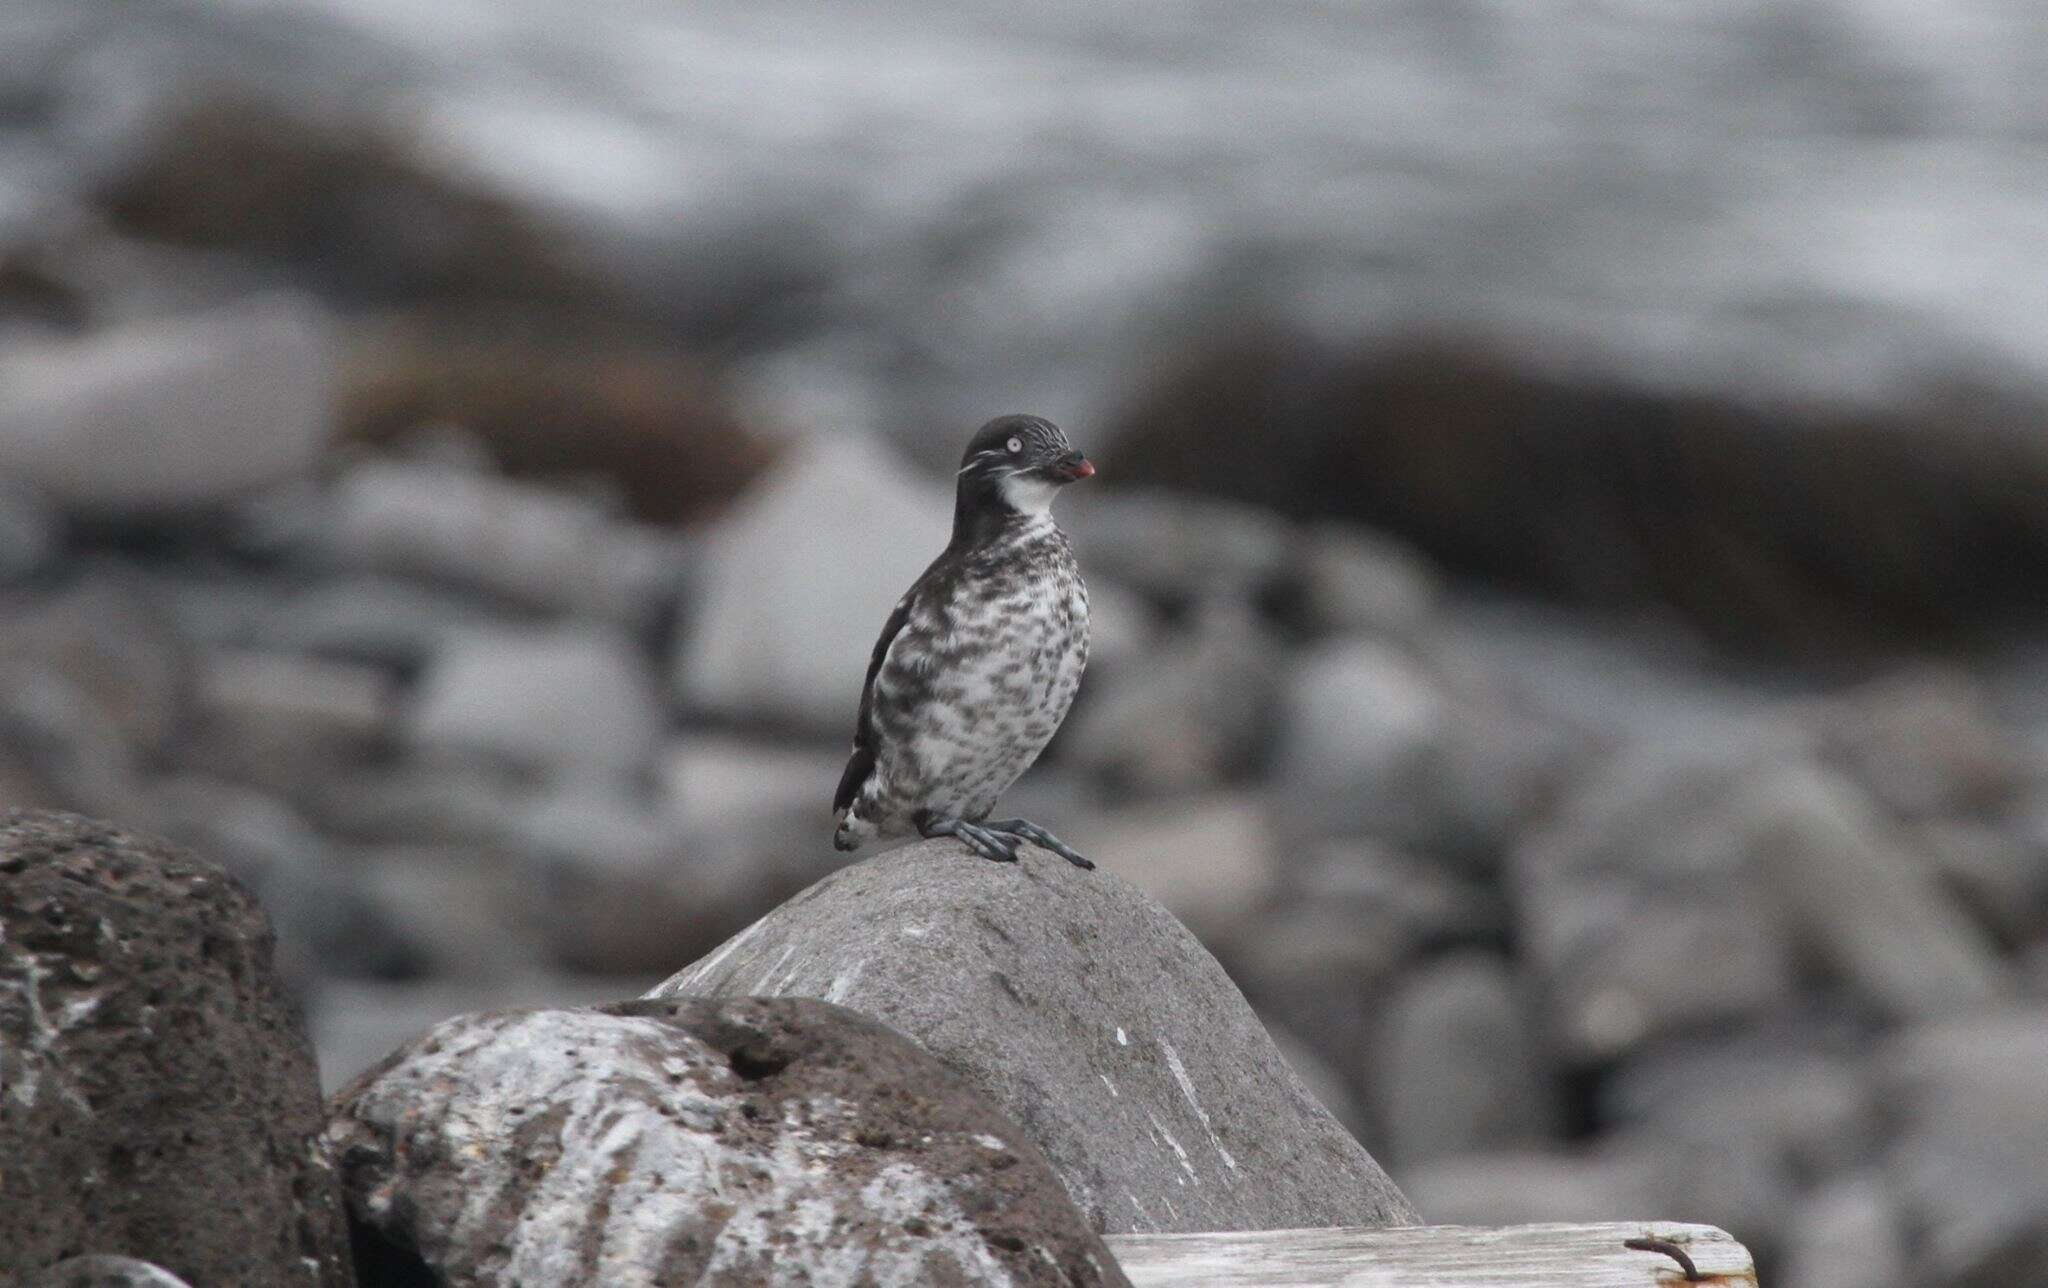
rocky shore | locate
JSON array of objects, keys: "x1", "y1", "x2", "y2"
[{"x1": 5, "y1": 3, "x2": 2048, "y2": 1283}]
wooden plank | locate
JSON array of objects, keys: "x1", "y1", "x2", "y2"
[{"x1": 1105, "y1": 1221, "x2": 1758, "y2": 1287}]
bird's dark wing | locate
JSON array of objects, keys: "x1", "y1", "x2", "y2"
[{"x1": 833, "y1": 588, "x2": 915, "y2": 814}]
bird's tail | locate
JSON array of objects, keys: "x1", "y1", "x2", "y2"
[{"x1": 833, "y1": 810, "x2": 873, "y2": 853}]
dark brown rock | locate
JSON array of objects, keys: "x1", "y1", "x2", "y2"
[
  {"x1": 328, "y1": 996, "x2": 1127, "y2": 1287},
  {"x1": 0, "y1": 811, "x2": 353, "y2": 1287},
  {"x1": 1106, "y1": 329, "x2": 2048, "y2": 656}
]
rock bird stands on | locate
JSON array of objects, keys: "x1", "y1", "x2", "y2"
[{"x1": 834, "y1": 415, "x2": 1096, "y2": 868}]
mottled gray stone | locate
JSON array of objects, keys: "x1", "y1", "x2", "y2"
[
  {"x1": 651, "y1": 840, "x2": 1418, "y2": 1235},
  {"x1": 0, "y1": 811, "x2": 353, "y2": 1287},
  {"x1": 328, "y1": 996, "x2": 1126, "y2": 1287}
]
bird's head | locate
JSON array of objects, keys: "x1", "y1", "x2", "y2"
[{"x1": 954, "y1": 414, "x2": 1094, "y2": 529}]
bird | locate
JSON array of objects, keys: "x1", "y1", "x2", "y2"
[{"x1": 833, "y1": 414, "x2": 1096, "y2": 869}]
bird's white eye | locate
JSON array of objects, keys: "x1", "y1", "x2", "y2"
[{"x1": 1006, "y1": 436, "x2": 1023, "y2": 454}]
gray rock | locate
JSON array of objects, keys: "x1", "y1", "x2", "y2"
[
  {"x1": 1914, "y1": 816, "x2": 2048, "y2": 948},
  {"x1": 1284, "y1": 838, "x2": 1506, "y2": 948},
  {"x1": 1375, "y1": 952, "x2": 1555, "y2": 1170},
  {"x1": 1510, "y1": 741, "x2": 1804, "y2": 1062},
  {"x1": 36, "y1": 1257, "x2": 194, "y2": 1288},
  {"x1": 187, "y1": 649, "x2": 396, "y2": 800},
  {"x1": 196, "y1": 650, "x2": 394, "y2": 748},
  {"x1": 0, "y1": 295, "x2": 332, "y2": 512},
  {"x1": 0, "y1": 481, "x2": 60, "y2": 582},
  {"x1": 1399, "y1": 1148, "x2": 1662, "y2": 1226},
  {"x1": 676, "y1": 434, "x2": 950, "y2": 732},
  {"x1": 349, "y1": 844, "x2": 547, "y2": 981},
  {"x1": 142, "y1": 776, "x2": 424, "y2": 985},
  {"x1": 407, "y1": 623, "x2": 666, "y2": 783},
  {"x1": 234, "y1": 574, "x2": 513, "y2": 673},
  {"x1": 328, "y1": 996, "x2": 1127, "y2": 1287},
  {"x1": 1820, "y1": 666, "x2": 2027, "y2": 820},
  {"x1": 1059, "y1": 598, "x2": 1284, "y2": 799},
  {"x1": 1292, "y1": 521, "x2": 1439, "y2": 640},
  {"x1": 652, "y1": 840, "x2": 1417, "y2": 1234},
  {"x1": 1780, "y1": 1174, "x2": 1909, "y2": 1288},
  {"x1": 1059, "y1": 488, "x2": 1294, "y2": 604},
  {"x1": 1746, "y1": 764, "x2": 2009, "y2": 1020},
  {"x1": 0, "y1": 576, "x2": 189, "y2": 758},
  {"x1": 323, "y1": 456, "x2": 684, "y2": 622},
  {"x1": 1075, "y1": 792, "x2": 1281, "y2": 945},
  {"x1": 1275, "y1": 638, "x2": 1530, "y2": 861},
  {"x1": 1225, "y1": 898, "x2": 1416, "y2": 1116},
  {"x1": 306, "y1": 974, "x2": 658, "y2": 1094},
  {"x1": 1881, "y1": 1006, "x2": 2048, "y2": 1288},
  {"x1": 1601, "y1": 1030, "x2": 1876, "y2": 1185},
  {"x1": 1075, "y1": 575, "x2": 1164, "y2": 678},
  {"x1": 0, "y1": 811, "x2": 354, "y2": 1287},
  {"x1": 1264, "y1": 1021, "x2": 1371, "y2": 1143}
]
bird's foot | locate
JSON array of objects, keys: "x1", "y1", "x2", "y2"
[
  {"x1": 917, "y1": 814, "x2": 1020, "y2": 864},
  {"x1": 982, "y1": 819, "x2": 1094, "y2": 870}
]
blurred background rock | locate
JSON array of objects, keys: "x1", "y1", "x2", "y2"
[{"x1": 3, "y1": 1, "x2": 2046, "y2": 1284}]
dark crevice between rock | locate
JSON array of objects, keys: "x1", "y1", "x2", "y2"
[{"x1": 348, "y1": 1213, "x2": 439, "y2": 1288}]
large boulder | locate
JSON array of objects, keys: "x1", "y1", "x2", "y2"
[
  {"x1": 652, "y1": 841, "x2": 1419, "y2": 1234},
  {"x1": 0, "y1": 811, "x2": 353, "y2": 1287},
  {"x1": 328, "y1": 996, "x2": 1126, "y2": 1287}
]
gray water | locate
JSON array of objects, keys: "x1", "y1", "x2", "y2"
[{"x1": 5, "y1": 0, "x2": 2047, "y2": 444}]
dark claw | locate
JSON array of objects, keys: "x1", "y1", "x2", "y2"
[
  {"x1": 983, "y1": 819, "x2": 1094, "y2": 870},
  {"x1": 918, "y1": 814, "x2": 1020, "y2": 863}
]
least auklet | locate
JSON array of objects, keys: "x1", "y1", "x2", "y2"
[{"x1": 832, "y1": 414, "x2": 1096, "y2": 868}]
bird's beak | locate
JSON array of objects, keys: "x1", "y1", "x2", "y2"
[{"x1": 1054, "y1": 451, "x2": 1096, "y2": 482}]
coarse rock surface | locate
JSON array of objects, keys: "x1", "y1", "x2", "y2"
[
  {"x1": 674, "y1": 434, "x2": 950, "y2": 731},
  {"x1": 0, "y1": 294, "x2": 332, "y2": 512},
  {"x1": 652, "y1": 840, "x2": 1418, "y2": 1234},
  {"x1": 0, "y1": 811, "x2": 353, "y2": 1287},
  {"x1": 327, "y1": 995, "x2": 1126, "y2": 1288},
  {"x1": 36, "y1": 1257, "x2": 195, "y2": 1288}
]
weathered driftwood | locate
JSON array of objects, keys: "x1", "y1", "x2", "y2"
[{"x1": 1105, "y1": 1221, "x2": 1758, "y2": 1287}]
